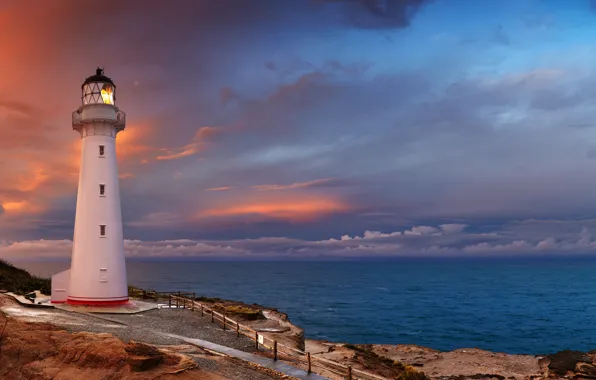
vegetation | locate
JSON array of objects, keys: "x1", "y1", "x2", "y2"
[
  {"x1": 127, "y1": 287, "x2": 265, "y2": 320},
  {"x1": 343, "y1": 343, "x2": 430, "y2": 380},
  {"x1": 222, "y1": 305, "x2": 263, "y2": 320},
  {"x1": 0, "y1": 258, "x2": 50, "y2": 295},
  {"x1": 397, "y1": 366, "x2": 430, "y2": 380},
  {"x1": 194, "y1": 296, "x2": 223, "y2": 303}
]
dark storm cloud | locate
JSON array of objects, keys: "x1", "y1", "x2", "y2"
[{"x1": 317, "y1": 0, "x2": 432, "y2": 29}]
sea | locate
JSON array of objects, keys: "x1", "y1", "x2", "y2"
[{"x1": 11, "y1": 256, "x2": 596, "y2": 355}]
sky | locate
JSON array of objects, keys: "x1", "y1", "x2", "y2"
[{"x1": 2, "y1": 0, "x2": 596, "y2": 259}]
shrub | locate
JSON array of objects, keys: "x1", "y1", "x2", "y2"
[{"x1": 0, "y1": 259, "x2": 50, "y2": 295}]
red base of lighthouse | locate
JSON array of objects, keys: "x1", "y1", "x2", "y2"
[{"x1": 66, "y1": 298, "x2": 130, "y2": 307}]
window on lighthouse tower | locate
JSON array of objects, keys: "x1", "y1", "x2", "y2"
[
  {"x1": 100, "y1": 225, "x2": 106, "y2": 237},
  {"x1": 99, "y1": 184, "x2": 105, "y2": 196},
  {"x1": 99, "y1": 145, "x2": 105, "y2": 157}
]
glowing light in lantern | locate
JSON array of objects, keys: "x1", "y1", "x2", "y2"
[{"x1": 101, "y1": 84, "x2": 114, "y2": 104}]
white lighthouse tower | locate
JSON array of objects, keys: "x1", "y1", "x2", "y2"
[{"x1": 51, "y1": 68, "x2": 128, "y2": 306}]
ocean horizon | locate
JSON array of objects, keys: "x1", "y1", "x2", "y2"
[{"x1": 12, "y1": 256, "x2": 596, "y2": 355}]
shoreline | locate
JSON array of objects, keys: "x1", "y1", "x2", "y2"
[
  {"x1": 158, "y1": 292, "x2": 596, "y2": 380},
  {"x1": 2, "y1": 255, "x2": 594, "y2": 380},
  {"x1": 4, "y1": 290, "x2": 596, "y2": 379},
  {"x1": 13, "y1": 258, "x2": 592, "y2": 356}
]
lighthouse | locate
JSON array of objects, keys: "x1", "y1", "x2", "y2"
[{"x1": 51, "y1": 68, "x2": 128, "y2": 306}]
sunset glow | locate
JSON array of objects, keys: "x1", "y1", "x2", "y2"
[
  {"x1": 2, "y1": 201, "x2": 28, "y2": 212},
  {"x1": 201, "y1": 198, "x2": 348, "y2": 221},
  {"x1": 0, "y1": 0, "x2": 596, "y2": 257}
]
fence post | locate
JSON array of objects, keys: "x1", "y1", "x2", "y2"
[
  {"x1": 211, "y1": 310, "x2": 214, "y2": 323},
  {"x1": 177, "y1": 291, "x2": 180, "y2": 308},
  {"x1": 273, "y1": 341, "x2": 278, "y2": 361},
  {"x1": 223, "y1": 312, "x2": 226, "y2": 331},
  {"x1": 255, "y1": 332, "x2": 259, "y2": 350},
  {"x1": 347, "y1": 366, "x2": 352, "y2": 380},
  {"x1": 168, "y1": 294, "x2": 171, "y2": 308},
  {"x1": 236, "y1": 322, "x2": 240, "y2": 337},
  {"x1": 307, "y1": 352, "x2": 311, "y2": 374},
  {"x1": 153, "y1": 291, "x2": 157, "y2": 302},
  {"x1": 191, "y1": 293, "x2": 195, "y2": 311},
  {"x1": 200, "y1": 304, "x2": 203, "y2": 317},
  {"x1": 183, "y1": 298, "x2": 186, "y2": 309}
]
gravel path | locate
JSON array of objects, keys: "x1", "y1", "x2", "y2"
[
  {"x1": 102, "y1": 307, "x2": 257, "y2": 351},
  {"x1": 0, "y1": 296, "x2": 294, "y2": 380},
  {"x1": 45, "y1": 306, "x2": 257, "y2": 351}
]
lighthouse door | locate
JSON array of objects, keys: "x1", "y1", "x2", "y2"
[{"x1": 100, "y1": 268, "x2": 108, "y2": 283}]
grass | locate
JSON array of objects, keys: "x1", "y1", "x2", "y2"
[
  {"x1": 0, "y1": 258, "x2": 50, "y2": 295},
  {"x1": 194, "y1": 296, "x2": 223, "y2": 303},
  {"x1": 222, "y1": 305, "x2": 263, "y2": 319}
]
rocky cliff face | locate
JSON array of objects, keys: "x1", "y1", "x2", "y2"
[
  {"x1": 305, "y1": 341, "x2": 596, "y2": 380},
  {"x1": 541, "y1": 350, "x2": 596, "y2": 379}
]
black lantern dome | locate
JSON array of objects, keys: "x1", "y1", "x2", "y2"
[{"x1": 81, "y1": 67, "x2": 116, "y2": 105}]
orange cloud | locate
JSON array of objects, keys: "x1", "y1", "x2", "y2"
[
  {"x1": 2, "y1": 201, "x2": 27, "y2": 212},
  {"x1": 200, "y1": 197, "x2": 348, "y2": 222},
  {"x1": 14, "y1": 166, "x2": 50, "y2": 192},
  {"x1": 116, "y1": 123, "x2": 157, "y2": 163},
  {"x1": 1, "y1": 200, "x2": 45, "y2": 215},
  {"x1": 156, "y1": 126, "x2": 220, "y2": 160},
  {"x1": 252, "y1": 178, "x2": 336, "y2": 191},
  {"x1": 205, "y1": 186, "x2": 234, "y2": 192}
]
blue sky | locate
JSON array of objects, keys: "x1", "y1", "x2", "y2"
[{"x1": 2, "y1": 0, "x2": 596, "y2": 258}]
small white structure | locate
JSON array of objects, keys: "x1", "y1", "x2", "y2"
[{"x1": 52, "y1": 68, "x2": 128, "y2": 306}]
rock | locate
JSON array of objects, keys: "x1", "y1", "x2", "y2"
[
  {"x1": 576, "y1": 362, "x2": 596, "y2": 377},
  {"x1": 127, "y1": 355, "x2": 163, "y2": 371},
  {"x1": 547, "y1": 350, "x2": 591, "y2": 376},
  {"x1": 125, "y1": 341, "x2": 164, "y2": 371},
  {"x1": 0, "y1": 312, "x2": 203, "y2": 379}
]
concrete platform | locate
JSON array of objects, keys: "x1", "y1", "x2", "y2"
[{"x1": 54, "y1": 299, "x2": 158, "y2": 314}]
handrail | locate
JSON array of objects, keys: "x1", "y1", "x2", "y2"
[
  {"x1": 170, "y1": 294, "x2": 389, "y2": 380},
  {"x1": 70, "y1": 110, "x2": 126, "y2": 128},
  {"x1": 127, "y1": 287, "x2": 390, "y2": 380}
]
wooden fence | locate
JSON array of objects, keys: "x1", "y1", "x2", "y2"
[{"x1": 128, "y1": 288, "x2": 388, "y2": 380}]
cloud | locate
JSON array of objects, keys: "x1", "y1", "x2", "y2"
[
  {"x1": 198, "y1": 197, "x2": 349, "y2": 222},
  {"x1": 126, "y1": 212, "x2": 182, "y2": 228},
  {"x1": 440, "y1": 224, "x2": 467, "y2": 234},
  {"x1": 404, "y1": 226, "x2": 440, "y2": 235},
  {"x1": 318, "y1": 0, "x2": 432, "y2": 29},
  {"x1": 252, "y1": 178, "x2": 337, "y2": 191},
  {"x1": 156, "y1": 127, "x2": 221, "y2": 161},
  {"x1": 205, "y1": 187, "x2": 234, "y2": 192},
  {"x1": 4, "y1": 0, "x2": 596, "y2": 255},
  {"x1": 4, "y1": 220, "x2": 596, "y2": 259}
]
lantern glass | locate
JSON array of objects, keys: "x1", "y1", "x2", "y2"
[{"x1": 82, "y1": 82, "x2": 116, "y2": 105}]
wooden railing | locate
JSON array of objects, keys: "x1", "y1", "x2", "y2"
[{"x1": 128, "y1": 287, "x2": 388, "y2": 380}]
